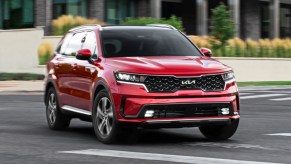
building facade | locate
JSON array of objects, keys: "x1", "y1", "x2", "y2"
[{"x1": 0, "y1": 0, "x2": 290, "y2": 39}]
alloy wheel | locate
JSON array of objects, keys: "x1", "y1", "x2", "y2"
[
  {"x1": 47, "y1": 93, "x2": 57, "y2": 125},
  {"x1": 96, "y1": 97, "x2": 114, "y2": 137}
]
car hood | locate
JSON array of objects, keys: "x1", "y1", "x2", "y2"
[{"x1": 105, "y1": 56, "x2": 231, "y2": 76}]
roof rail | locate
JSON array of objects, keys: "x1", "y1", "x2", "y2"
[
  {"x1": 146, "y1": 24, "x2": 177, "y2": 30},
  {"x1": 69, "y1": 24, "x2": 103, "y2": 32}
]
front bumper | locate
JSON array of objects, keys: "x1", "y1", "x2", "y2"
[
  {"x1": 111, "y1": 80, "x2": 240, "y2": 127},
  {"x1": 113, "y1": 94, "x2": 240, "y2": 125},
  {"x1": 139, "y1": 116, "x2": 240, "y2": 128}
]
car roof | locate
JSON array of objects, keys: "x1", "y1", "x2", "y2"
[{"x1": 69, "y1": 24, "x2": 177, "y2": 33}]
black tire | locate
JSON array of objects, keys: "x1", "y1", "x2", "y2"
[
  {"x1": 45, "y1": 87, "x2": 71, "y2": 130},
  {"x1": 92, "y1": 89, "x2": 119, "y2": 144},
  {"x1": 199, "y1": 119, "x2": 239, "y2": 140}
]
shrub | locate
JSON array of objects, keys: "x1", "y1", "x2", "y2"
[
  {"x1": 38, "y1": 42, "x2": 53, "y2": 65},
  {"x1": 122, "y1": 16, "x2": 184, "y2": 31},
  {"x1": 188, "y1": 35, "x2": 211, "y2": 48},
  {"x1": 226, "y1": 38, "x2": 246, "y2": 57},
  {"x1": 188, "y1": 36, "x2": 291, "y2": 58},
  {"x1": 258, "y1": 39, "x2": 272, "y2": 57},
  {"x1": 246, "y1": 38, "x2": 259, "y2": 57},
  {"x1": 211, "y1": 3, "x2": 235, "y2": 49},
  {"x1": 52, "y1": 15, "x2": 106, "y2": 35},
  {"x1": 188, "y1": 35, "x2": 222, "y2": 56}
]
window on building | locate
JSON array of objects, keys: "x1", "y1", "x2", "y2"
[
  {"x1": 53, "y1": 0, "x2": 87, "y2": 19},
  {"x1": 260, "y1": 1, "x2": 270, "y2": 38},
  {"x1": 0, "y1": 0, "x2": 34, "y2": 29},
  {"x1": 105, "y1": 0, "x2": 136, "y2": 24},
  {"x1": 280, "y1": 4, "x2": 291, "y2": 38}
]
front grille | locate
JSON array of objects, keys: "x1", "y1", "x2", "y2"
[
  {"x1": 139, "y1": 103, "x2": 233, "y2": 118},
  {"x1": 144, "y1": 75, "x2": 225, "y2": 92},
  {"x1": 196, "y1": 75, "x2": 225, "y2": 92}
]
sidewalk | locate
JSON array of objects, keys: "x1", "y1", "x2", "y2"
[{"x1": 0, "y1": 80, "x2": 44, "y2": 95}]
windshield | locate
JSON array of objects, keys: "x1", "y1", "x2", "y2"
[{"x1": 101, "y1": 29, "x2": 202, "y2": 58}]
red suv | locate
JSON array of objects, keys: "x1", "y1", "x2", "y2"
[{"x1": 44, "y1": 24, "x2": 240, "y2": 144}]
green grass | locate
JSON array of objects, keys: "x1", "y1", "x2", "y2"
[
  {"x1": 238, "y1": 81, "x2": 291, "y2": 86},
  {"x1": 0, "y1": 73, "x2": 45, "y2": 81}
]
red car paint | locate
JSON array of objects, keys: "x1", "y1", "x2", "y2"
[{"x1": 45, "y1": 25, "x2": 240, "y2": 129}]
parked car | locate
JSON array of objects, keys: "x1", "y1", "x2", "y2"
[{"x1": 44, "y1": 24, "x2": 240, "y2": 144}]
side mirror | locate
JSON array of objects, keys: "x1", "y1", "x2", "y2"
[
  {"x1": 76, "y1": 49, "x2": 91, "y2": 60},
  {"x1": 200, "y1": 48, "x2": 212, "y2": 57}
]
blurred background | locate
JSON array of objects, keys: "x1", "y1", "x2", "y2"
[
  {"x1": 0, "y1": 0, "x2": 291, "y2": 83},
  {"x1": 1, "y1": 1, "x2": 291, "y2": 164}
]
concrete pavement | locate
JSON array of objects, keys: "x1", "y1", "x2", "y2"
[
  {"x1": 0, "y1": 87, "x2": 291, "y2": 163},
  {"x1": 0, "y1": 80, "x2": 44, "y2": 94}
]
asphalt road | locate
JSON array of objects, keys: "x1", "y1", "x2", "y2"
[{"x1": 0, "y1": 86, "x2": 291, "y2": 164}]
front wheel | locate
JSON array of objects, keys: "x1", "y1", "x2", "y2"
[
  {"x1": 92, "y1": 89, "x2": 119, "y2": 144},
  {"x1": 199, "y1": 119, "x2": 239, "y2": 140}
]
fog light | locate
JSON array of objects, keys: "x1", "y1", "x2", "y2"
[
  {"x1": 144, "y1": 110, "x2": 155, "y2": 117},
  {"x1": 221, "y1": 108, "x2": 230, "y2": 115}
]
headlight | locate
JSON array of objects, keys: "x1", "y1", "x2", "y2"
[
  {"x1": 222, "y1": 71, "x2": 235, "y2": 81},
  {"x1": 114, "y1": 72, "x2": 146, "y2": 83}
]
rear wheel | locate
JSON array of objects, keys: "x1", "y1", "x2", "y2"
[
  {"x1": 45, "y1": 87, "x2": 71, "y2": 130},
  {"x1": 93, "y1": 89, "x2": 119, "y2": 144},
  {"x1": 199, "y1": 119, "x2": 239, "y2": 140}
]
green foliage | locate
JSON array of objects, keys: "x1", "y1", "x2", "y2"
[
  {"x1": 211, "y1": 3, "x2": 235, "y2": 48},
  {"x1": 0, "y1": 73, "x2": 44, "y2": 81},
  {"x1": 39, "y1": 52, "x2": 51, "y2": 65},
  {"x1": 52, "y1": 15, "x2": 106, "y2": 36},
  {"x1": 122, "y1": 16, "x2": 184, "y2": 31},
  {"x1": 189, "y1": 36, "x2": 291, "y2": 58},
  {"x1": 238, "y1": 81, "x2": 291, "y2": 86}
]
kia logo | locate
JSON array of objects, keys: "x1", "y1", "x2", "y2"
[{"x1": 181, "y1": 80, "x2": 196, "y2": 85}]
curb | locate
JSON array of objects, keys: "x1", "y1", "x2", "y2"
[{"x1": 0, "y1": 90, "x2": 43, "y2": 95}]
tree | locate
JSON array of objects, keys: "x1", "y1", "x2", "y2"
[{"x1": 211, "y1": 3, "x2": 235, "y2": 48}]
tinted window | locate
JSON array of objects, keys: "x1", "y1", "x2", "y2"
[
  {"x1": 82, "y1": 31, "x2": 98, "y2": 59},
  {"x1": 64, "y1": 32, "x2": 86, "y2": 56},
  {"x1": 101, "y1": 29, "x2": 201, "y2": 58}
]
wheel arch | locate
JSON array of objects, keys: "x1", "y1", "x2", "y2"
[
  {"x1": 93, "y1": 80, "x2": 111, "y2": 102},
  {"x1": 92, "y1": 80, "x2": 115, "y2": 114}
]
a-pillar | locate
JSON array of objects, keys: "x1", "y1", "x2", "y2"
[
  {"x1": 196, "y1": 0, "x2": 208, "y2": 35},
  {"x1": 270, "y1": 0, "x2": 280, "y2": 38},
  {"x1": 228, "y1": 0, "x2": 240, "y2": 37}
]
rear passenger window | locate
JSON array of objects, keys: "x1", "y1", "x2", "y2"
[
  {"x1": 82, "y1": 31, "x2": 98, "y2": 59},
  {"x1": 64, "y1": 32, "x2": 86, "y2": 56}
]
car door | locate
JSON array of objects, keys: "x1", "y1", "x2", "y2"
[
  {"x1": 58, "y1": 32, "x2": 87, "y2": 109},
  {"x1": 72, "y1": 31, "x2": 99, "y2": 111},
  {"x1": 52, "y1": 33, "x2": 74, "y2": 108}
]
